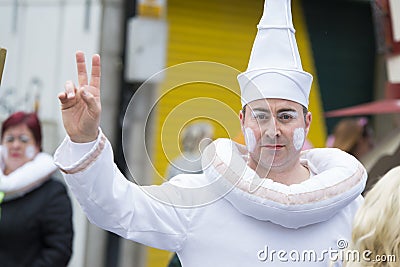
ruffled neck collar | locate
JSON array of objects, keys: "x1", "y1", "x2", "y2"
[{"x1": 201, "y1": 138, "x2": 367, "y2": 228}]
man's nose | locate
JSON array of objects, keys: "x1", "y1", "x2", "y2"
[{"x1": 263, "y1": 118, "x2": 281, "y2": 138}]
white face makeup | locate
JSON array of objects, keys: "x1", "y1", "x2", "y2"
[
  {"x1": 1, "y1": 146, "x2": 8, "y2": 160},
  {"x1": 244, "y1": 127, "x2": 257, "y2": 152},
  {"x1": 25, "y1": 145, "x2": 36, "y2": 159},
  {"x1": 293, "y1": 127, "x2": 305, "y2": 151}
]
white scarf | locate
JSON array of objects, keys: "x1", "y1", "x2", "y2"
[{"x1": 0, "y1": 146, "x2": 57, "y2": 201}]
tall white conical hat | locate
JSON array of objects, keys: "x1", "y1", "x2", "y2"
[{"x1": 238, "y1": 0, "x2": 313, "y2": 108}]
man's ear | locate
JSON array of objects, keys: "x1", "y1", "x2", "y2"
[
  {"x1": 304, "y1": 112, "x2": 312, "y2": 135},
  {"x1": 239, "y1": 109, "x2": 245, "y2": 130}
]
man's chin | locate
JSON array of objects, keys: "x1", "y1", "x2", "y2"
[
  {"x1": 259, "y1": 155, "x2": 286, "y2": 169},
  {"x1": 254, "y1": 159, "x2": 275, "y2": 171}
]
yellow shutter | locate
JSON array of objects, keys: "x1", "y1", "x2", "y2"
[{"x1": 152, "y1": 0, "x2": 263, "y2": 185}]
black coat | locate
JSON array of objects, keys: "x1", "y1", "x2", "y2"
[{"x1": 0, "y1": 178, "x2": 73, "y2": 267}]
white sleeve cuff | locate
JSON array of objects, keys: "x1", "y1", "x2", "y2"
[
  {"x1": 54, "y1": 128, "x2": 107, "y2": 174},
  {"x1": 69, "y1": 138, "x2": 98, "y2": 160}
]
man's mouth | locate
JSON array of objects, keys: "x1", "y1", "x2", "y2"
[{"x1": 262, "y1": 144, "x2": 285, "y2": 150}]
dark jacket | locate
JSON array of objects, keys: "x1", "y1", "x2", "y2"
[{"x1": 0, "y1": 178, "x2": 73, "y2": 267}]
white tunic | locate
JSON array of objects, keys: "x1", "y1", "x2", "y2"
[{"x1": 54, "y1": 130, "x2": 366, "y2": 266}]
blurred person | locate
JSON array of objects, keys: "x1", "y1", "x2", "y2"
[
  {"x1": 54, "y1": 0, "x2": 367, "y2": 266},
  {"x1": 0, "y1": 111, "x2": 73, "y2": 267},
  {"x1": 166, "y1": 122, "x2": 214, "y2": 180},
  {"x1": 325, "y1": 117, "x2": 374, "y2": 197},
  {"x1": 327, "y1": 117, "x2": 374, "y2": 159},
  {"x1": 339, "y1": 166, "x2": 400, "y2": 266},
  {"x1": 165, "y1": 122, "x2": 213, "y2": 267}
]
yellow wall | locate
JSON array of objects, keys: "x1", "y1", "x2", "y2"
[{"x1": 152, "y1": 0, "x2": 264, "y2": 185}]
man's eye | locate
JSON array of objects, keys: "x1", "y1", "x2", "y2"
[
  {"x1": 256, "y1": 114, "x2": 268, "y2": 120},
  {"x1": 278, "y1": 113, "x2": 294, "y2": 121},
  {"x1": 252, "y1": 113, "x2": 269, "y2": 120}
]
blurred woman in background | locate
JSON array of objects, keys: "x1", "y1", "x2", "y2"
[{"x1": 0, "y1": 111, "x2": 73, "y2": 267}]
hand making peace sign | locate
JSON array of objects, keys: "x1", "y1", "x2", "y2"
[{"x1": 58, "y1": 51, "x2": 101, "y2": 143}]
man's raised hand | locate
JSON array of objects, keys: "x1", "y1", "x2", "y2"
[{"x1": 58, "y1": 51, "x2": 101, "y2": 143}]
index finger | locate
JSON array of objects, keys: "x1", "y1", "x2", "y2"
[
  {"x1": 76, "y1": 51, "x2": 88, "y2": 88},
  {"x1": 89, "y1": 54, "x2": 101, "y2": 89}
]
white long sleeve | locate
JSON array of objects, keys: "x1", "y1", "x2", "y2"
[{"x1": 54, "y1": 130, "x2": 198, "y2": 251}]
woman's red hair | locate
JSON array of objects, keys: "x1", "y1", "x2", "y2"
[{"x1": 1, "y1": 112, "x2": 42, "y2": 150}]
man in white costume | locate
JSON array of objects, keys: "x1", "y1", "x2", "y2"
[{"x1": 54, "y1": 0, "x2": 366, "y2": 266}]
